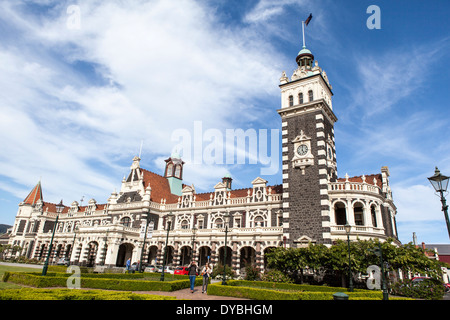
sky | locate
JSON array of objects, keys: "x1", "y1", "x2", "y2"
[{"x1": 0, "y1": 0, "x2": 449, "y2": 245}]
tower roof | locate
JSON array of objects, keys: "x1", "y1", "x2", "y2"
[
  {"x1": 296, "y1": 45, "x2": 314, "y2": 67},
  {"x1": 23, "y1": 181, "x2": 43, "y2": 205}
]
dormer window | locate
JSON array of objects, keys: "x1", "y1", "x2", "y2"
[
  {"x1": 166, "y1": 163, "x2": 173, "y2": 177},
  {"x1": 174, "y1": 165, "x2": 181, "y2": 178}
]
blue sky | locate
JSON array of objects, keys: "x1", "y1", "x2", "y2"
[{"x1": 1, "y1": 0, "x2": 449, "y2": 245}]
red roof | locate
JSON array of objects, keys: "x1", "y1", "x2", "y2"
[
  {"x1": 337, "y1": 173, "x2": 383, "y2": 188},
  {"x1": 141, "y1": 168, "x2": 179, "y2": 204},
  {"x1": 23, "y1": 181, "x2": 43, "y2": 205},
  {"x1": 23, "y1": 168, "x2": 284, "y2": 213}
]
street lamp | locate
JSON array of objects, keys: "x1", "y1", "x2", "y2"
[
  {"x1": 69, "y1": 225, "x2": 79, "y2": 266},
  {"x1": 139, "y1": 213, "x2": 154, "y2": 273},
  {"x1": 428, "y1": 167, "x2": 450, "y2": 239},
  {"x1": 222, "y1": 213, "x2": 232, "y2": 285},
  {"x1": 42, "y1": 199, "x2": 64, "y2": 276},
  {"x1": 190, "y1": 226, "x2": 197, "y2": 262},
  {"x1": 160, "y1": 211, "x2": 174, "y2": 282},
  {"x1": 344, "y1": 223, "x2": 353, "y2": 292},
  {"x1": 374, "y1": 243, "x2": 389, "y2": 300}
]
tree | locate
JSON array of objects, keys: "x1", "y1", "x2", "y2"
[{"x1": 265, "y1": 239, "x2": 448, "y2": 287}]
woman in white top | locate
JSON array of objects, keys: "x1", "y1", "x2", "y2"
[{"x1": 201, "y1": 263, "x2": 212, "y2": 293}]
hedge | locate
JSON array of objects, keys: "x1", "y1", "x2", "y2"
[
  {"x1": 0, "y1": 288, "x2": 176, "y2": 300},
  {"x1": 207, "y1": 280, "x2": 385, "y2": 300},
  {"x1": 3, "y1": 272, "x2": 205, "y2": 292}
]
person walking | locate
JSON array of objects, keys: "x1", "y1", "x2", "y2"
[
  {"x1": 187, "y1": 260, "x2": 198, "y2": 293},
  {"x1": 201, "y1": 263, "x2": 212, "y2": 294},
  {"x1": 126, "y1": 258, "x2": 131, "y2": 273}
]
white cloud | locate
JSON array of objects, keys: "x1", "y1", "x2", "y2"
[{"x1": 0, "y1": 0, "x2": 285, "y2": 207}]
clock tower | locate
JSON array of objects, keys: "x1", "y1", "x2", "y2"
[{"x1": 278, "y1": 44, "x2": 337, "y2": 247}]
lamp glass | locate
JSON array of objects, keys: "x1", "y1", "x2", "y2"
[
  {"x1": 55, "y1": 200, "x2": 64, "y2": 213},
  {"x1": 344, "y1": 223, "x2": 351, "y2": 234},
  {"x1": 428, "y1": 168, "x2": 450, "y2": 192}
]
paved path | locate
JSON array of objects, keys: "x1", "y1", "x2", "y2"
[
  {"x1": 0, "y1": 262, "x2": 42, "y2": 269},
  {"x1": 135, "y1": 286, "x2": 248, "y2": 300}
]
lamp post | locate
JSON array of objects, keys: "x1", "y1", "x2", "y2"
[
  {"x1": 374, "y1": 243, "x2": 389, "y2": 300},
  {"x1": 68, "y1": 225, "x2": 79, "y2": 266},
  {"x1": 222, "y1": 213, "x2": 231, "y2": 285},
  {"x1": 42, "y1": 200, "x2": 64, "y2": 276},
  {"x1": 160, "y1": 212, "x2": 174, "y2": 282},
  {"x1": 344, "y1": 223, "x2": 353, "y2": 292},
  {"x1": 139, "y1": 213, "x2": 154, "y2": 273},
  {"x1": 190, "y1": 226, "x2": 197, "y2": 262},
  {"x1": 428, "y1": 167, "x2": 450, "y2": 239}
]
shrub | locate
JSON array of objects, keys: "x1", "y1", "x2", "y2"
[
  {"x1": 391, "y1": 279, "x2": 445, "y2": 300},
  {"x1": 244, "y1": 265, "x2": 261, "y2": 281},
  {"x1": 212, "y1": 264, "x2": 235, "y2": 279},
  {"x1": 261, "y1": 270, "x2": 293, "y2": 283},
  {"x1": 4, "y1": 272, "x2": 204, "y2": 292},
  {"x1": 0, "y1": 288, "x2": 176, "y2": 300},
  {"x1": 206, "y1": 280, "x2": 384, "y2": 300}
]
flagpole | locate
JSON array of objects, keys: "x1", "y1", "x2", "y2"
[{"x1": 302, "y1": 20, "x2": 306, "y2": 48}]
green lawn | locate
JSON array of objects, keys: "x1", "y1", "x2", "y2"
[{"x1": 0, "y1": 265, "x2": 43, "y2": 289}]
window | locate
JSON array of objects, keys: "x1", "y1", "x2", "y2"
[
  {"x1": 120, "y1": 217, "x2": 131, "y2": 227},
  {"x1": 174, "y1": 165, "x2": 181, "y2": 178},
  {"x1": 298, "y1": 92, "x2": 303, "y2": 104},
  {"x1": 289, "y1": 95, "x2": 294, "y2": 107},
  {"x1": 254, "y1": 216, "x2": 265, "y2": 227},
  {"x1": 181, "y1": 219, "x2": 189, "y2": 229},
  {"x1": 308, "y1": 90, "x2": 314, "y2": 102},
  {"x1": 166, "y1": 163, "x2": 173, "y2": 177},
  {"x1": 371, "y1": 205, "x2": 377, "y2": 227},
  {"x1": 354, "y1": 204, "x2": 364, "y2": 226},
  {"x1": 215, "y1": 218, "x2": 223, "y2": 229},
  {"x1": 334, "y1": 202, "x2": 346, "y2": 225}
]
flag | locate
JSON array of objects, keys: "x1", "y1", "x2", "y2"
[{"x1": 305, "y1": 13, "x2": 312, "y2": 26}]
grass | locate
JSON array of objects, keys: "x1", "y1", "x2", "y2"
[{"x1": 0, "y1": 265, "x2": 43, "y2": 289}]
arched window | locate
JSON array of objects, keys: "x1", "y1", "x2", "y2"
[
  {"x1": 166, "y1": 163, "x2": 173, "y2": 177},
  {"x1": 354, "y1": 203, "x2": 364, "y2": 226},
  {"x1": 181, "y1": 219, "x2": 189, "y2": 229},
  {"x1": 298, "y1": 92, "x2": 303, "y2": 104},
  {"x1": 289, "y1": 95, "x2": 294, "y2": 107},
  {"x1": 120, "y1": 217, "x2": 131, "y2": 227},
  {"x1": 334, "y1": 202, "x2": 346, "y2": 225},
  {"x1": 215, "y1": 218, "x2": 223, "y2": 229},
  {"x1": 371, "y1": 205, "x2": 377, "y2": 227},
  {"x1": 174, "y1": 165, "x2": 181, "y2": 178},
  {"x1": 253, "y1": 215, "x2": 266, "y2": 227},
  {"x1": 308, "y1": 90, "x2": 314, "y2": 102}
]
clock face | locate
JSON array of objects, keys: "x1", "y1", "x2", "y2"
[{"x1": 297, "y1": 144, "x2": 308, "y2": 156}]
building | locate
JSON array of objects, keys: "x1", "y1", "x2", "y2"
[{"x1": 7, "y1": 38, "x2": 399, "y2": 274}]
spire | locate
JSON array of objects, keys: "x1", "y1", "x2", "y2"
[{"x1": 23, "y1": 181, "x2": 43, "y2": 206}]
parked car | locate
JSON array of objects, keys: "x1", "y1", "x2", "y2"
[
  {"x1": 411, "y1": 276, "x2": 450, "y2": 292},
  {"x1": 56, "y1": 257, "x2": 69, "y2": 266},
  {"x1": 164, "y1": 266, "x2": 175, "y2": 274},
  {"x1": 174, "y1": 266, "x2": 189, "y2": 275},
  {"x1": 144, "y1": 265, "x2": 156, "y2": 273}
]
